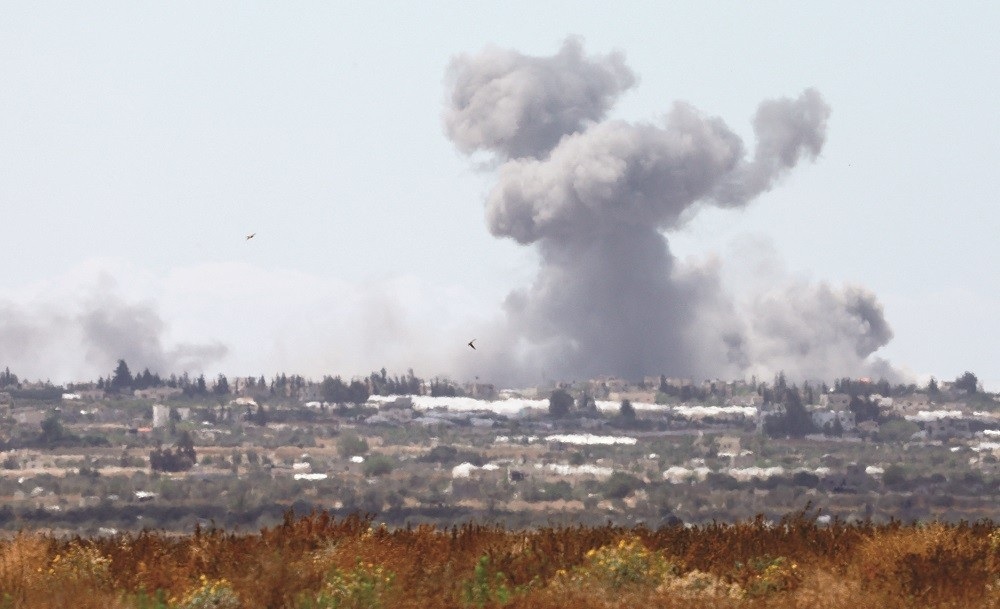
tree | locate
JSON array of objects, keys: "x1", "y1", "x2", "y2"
[
  {"x1": 764, "y1": 389, "x2": 816, "y2": 438},
  {"x1": 110, "y1": 359, "x2": 133, "y2": 393},
  {"x1": 214, "y1": 374, "x2": 230, "y2": 396},
  {"x1": 252, "y1": 404, "x2": 269, "y2": 426},
  {"x1": 576, "y1": 393, "x2": 597, "y2": 415},
  {"x1": 619, "y1": 399, "x2": 636, "y2": 421},
  {"x1": 954, "y1": 371, "x2": 979, "y2": 394},
  {"x1": 348, "y1": 379, "x2": 370, "y2": 405},
  {"x1": 601, "y1": 472, "x2": 644, "y2": 500},
  {"x1": 39, "y1": 414, "x2": 69, "y2": 447},
  {"x1": 149, "y1": 446, "x2": 195, "y2": 472},
  {"x1": 781, "y1": 388, "x2": 815, "y2": 437},
  {"x1": 774, "y1": 371, "x2": 787, "y2": 392},
  {"x1": 420, "y1": 445, "x2": 458, "y2": 464},
  {"x1": 149, "y1": 431, "x2": 196, "y2": 472},
  {"x1": 337, "y1": 433, "x2": 369, "y2": 458},
  {"x1": 176, "y1": 430, "x2": 197, "y2": 464},
  {"x1": 879, "y1": 418, "x2": 920, "y2": 443},
  {"x1": 548, "y1": 389, "x2": 573, "y2": 418},
  {"x1": 320, "y1": 376, "x2": 343, "y2": 403},
  {"x1": 230, "y1": 450, "x2": 242, "y2": 474},
  {"x1": 791, "y1": 471, "x2": 819, "y2": 488},
  {"x1": 882, "y1": 464, "x2": 907, "y2": 488},
  {"x1": 803, "y1": 381, "x2": 814, "y2": 405},
  {"x1": 0, "y1": 367, "x2": 19, "y2": 388},
  {"x1": 679, "y1": 384, "x2": 693, "y2": 402},
  {"x1": 927, "y1": 377, "x2": 939, "y2": 395},
  {"x1": 195, "y1": 374, "x2": 208, "y2": 396},
  {"x1": 363, "y1": 454, "x2": 395, "y2": 477},
  {"x1": 849, "y1": 395, "x2": 879, "y2": 423},
  {"x1": 133, "y1": 368, "x2": 158, "y2": 390},
  {"x1": 430, "y1": 378, "x2": 457, "y2": 397},
  {"x1": 831, "y1": 416, "x2": 844, "y2": 438}
]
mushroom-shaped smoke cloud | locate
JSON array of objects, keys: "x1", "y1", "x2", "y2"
[{"x1": 445, "y1": 38, "x2": 894, "y2": 385}]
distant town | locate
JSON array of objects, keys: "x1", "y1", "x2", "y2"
[{"x1": 0, "y1": 363, "x2": 997, "y2": 535}]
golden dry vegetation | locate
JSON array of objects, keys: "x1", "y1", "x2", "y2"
[{"x1": 0, "y1": 509, "x2": 997, "y2": 609}]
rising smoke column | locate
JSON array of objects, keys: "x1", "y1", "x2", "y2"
[{"x1": 445, "y1": 39, "x2": 894, "y2": 384}]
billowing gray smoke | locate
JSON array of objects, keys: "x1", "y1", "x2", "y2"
[
  {"x1": 445, "y1": 39, "x2": 894, "y2": 384},
  {"x1": 741, "y1": 282, "x2": 895, "y2": 382},
  {"x1": 78, "y1": 293, "x2": 228, "y2": 376},
  {"x1": 445, "y1": 38, "x2": 635, "y2": 159},
  {"x1": 0, "y1": 290, "x2": 227, "y2": 383}
]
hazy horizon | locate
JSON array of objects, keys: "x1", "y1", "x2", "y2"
[{"x1": 2, "y1": 4, "x2": 999, "y2": 389}]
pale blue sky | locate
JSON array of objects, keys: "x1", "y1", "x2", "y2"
[{"x1": 1, "y1": 3, "x2": 998, "y2": 388}]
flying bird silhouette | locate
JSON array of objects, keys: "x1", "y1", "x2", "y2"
[
  {"x1": 467, "y1": 339, "x2": 476, "y2": 350},
  {"x1": 246, "y1": 233, "x2": 256, "y2": 240}
]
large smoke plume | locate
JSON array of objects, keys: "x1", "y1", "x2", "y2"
[{"x1": 445, "y1": 38, "x2": 894, "y2": 384}]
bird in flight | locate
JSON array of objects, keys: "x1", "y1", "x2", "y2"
[
  {"x1": 246, "y1": 233, "x2": 256, "y2": 240},
  {"x1": 467, "y1": 339, "x2": 476, "y2": 350}
]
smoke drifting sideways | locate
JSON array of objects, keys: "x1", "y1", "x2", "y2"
[
  {"x1": 0, "y1": 289, "x2": 227, "y2": 384},
  {"x1": 444, "y1": 38, "x2": 897, "y2": 386}
]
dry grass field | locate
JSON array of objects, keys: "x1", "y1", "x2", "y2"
[{"x1": 0, "y1": 508, "x2": 997, "y2": 608}]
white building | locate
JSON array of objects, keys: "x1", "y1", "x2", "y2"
[
  {"x1": 811, "y1": 409, "x2": 856, "y2": 432},
  {"x1": 152, "y1": 404, "x2": 170, "y2": 428}
]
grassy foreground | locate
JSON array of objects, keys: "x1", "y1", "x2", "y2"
[{"x1": 0, "y1": 510, "x2": 998, "y2": 609}]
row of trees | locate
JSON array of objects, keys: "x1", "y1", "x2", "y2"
[
  {"x1": 148, "y1": 431, "x2": 197, "y2": 472},
  {"x1": 428, "y1": 378, "x2": 459, "y2": 397},
  {"x1": 99, "y1": 360, "x2": 303, "y2": 398},
  {"x1": 94, "y1": 360, "x2": 434, "y2": 404},
  {"x1": 549, "y1": 380, "x2": 902, "y2": 438},
  {"x1": 366, "y1": 368, "x2": 422, "y2": 396},
  {"x1": 319, "y1": 376, "x2": 370, "y2": 405},
  {"x1": 546, "y1": 389, "x2": 636, "y2": 421},
  {"x1": 831, "y1": 371, "x2": 980, "y2": 399},
  {"x1": 7, "y1": 359, "x2": 988, "y2": 408},
  {"x1": 757, "y1": 370, "x2": 982, "y2": 407},
  {"x1": 0, "y1": 413, "x2": 110, "y2": 451}
]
